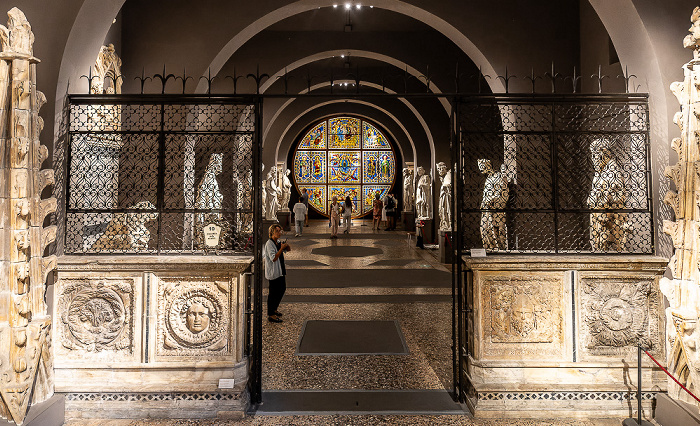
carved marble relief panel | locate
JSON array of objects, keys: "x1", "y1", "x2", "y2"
[
  {"x1": 577, "y1": 274, "x2": 664, "y2": 361},
  {"x1": 53, "y1": 276, "x2": 141, "y2": 363},
  {"x1": 478, "y1": 272, "x2": 568, "y2": 360},
  {"x1": 154, "y1": 276, "x2": 234, "y2": 360}
]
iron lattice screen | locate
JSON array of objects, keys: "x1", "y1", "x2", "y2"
[
  {"x1": 457, "y1": 95, "x2": 653, "y2": 254},
  {"x1": 65, "y1": 98, "x2": 258, "y2": 254}
]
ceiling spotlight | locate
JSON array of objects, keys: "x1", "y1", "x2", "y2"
[
  {"x1": 345, "y1": 3, "x2": 351, "y2": 10},
  {"x1": 356, "y1": 4, "x2": 361, "y2": 9},
  {"x1": 341, "y1": 54, "x2": 345, "y2": 58},
  {"x1": 333, "y1": 4, "x2": 338, "y2": 8},
  {"x1": 370, "y1": 5, "x2": 373, "y2": 8}
]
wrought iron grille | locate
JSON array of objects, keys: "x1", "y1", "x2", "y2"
[
  {"x1": 456, "y1": 95, "x2": 653, "y2": 254},
  {"x1": 65, "y1": 96, "x2": 259, "y2": 254}
]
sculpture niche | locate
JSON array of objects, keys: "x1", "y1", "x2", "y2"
[
  {"x1": 437, "y1": 162, "x2": 452, "y2": 231},
  {"x1": 478, "y1": 159, "x2": 509, "y2": 250},
  {"x1": 587, "y1": 138, "x2": 626, "y2": 252}
]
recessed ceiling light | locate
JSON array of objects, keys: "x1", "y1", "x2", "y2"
[
  {"x1": 333, "y1": 4, "x2": 338, "y2": 8},
  {"x1": 112, "y1": 18, "x2": 117, "y2": 24},
  {"x1": 356, "y1": 4, "x2": 361, "y2": 9},
  {"x1": 345, "y1": 3, "x2": 351, "y2": 10},
  {"x1": 341, "y1": 55, "x2": 345, "y2": 58},
  {"x1": 370, "y1": 5, "x2": 373, "y2": 8}
]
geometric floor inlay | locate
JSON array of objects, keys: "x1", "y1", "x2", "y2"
[{"x1": 296, "y1": 320, "x2": 408, "y2": 355}]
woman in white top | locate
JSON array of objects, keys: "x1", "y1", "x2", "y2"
[
  {"x1": 329, "y1": 196, "x2": 341, "y2": 239},
  {"x1": 262, "y1": 224, "x2": 290, "y2": 323}
]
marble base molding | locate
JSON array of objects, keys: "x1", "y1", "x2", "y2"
[
  {"x1": 462, "y1": 255, "x2": 668, "y2": 419},
  {"x1": 53, "y1": 255, "x2": 253, "y2": 419}
]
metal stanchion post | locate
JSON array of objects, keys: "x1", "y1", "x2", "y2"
[{"x1": 623, "y1": 343, "x2": 652, "y2": 426}]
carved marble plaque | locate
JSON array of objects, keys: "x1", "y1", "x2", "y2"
[
  {"x1": 54, "y1": 277, "x2": 139, "y2": 362},
  {"x1": 479, "y1": 273, "x2": 567, "y2": 360},
  {"x1": 578, "y1": 274, "x2": 663, "y2": 360},
  {"x1": 155, "y1": 277, "x2": 233, "y2": 359}
]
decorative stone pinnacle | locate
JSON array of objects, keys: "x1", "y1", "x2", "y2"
[{"x1": 683, "y1": 6, "x2": 700, "y2": 60}]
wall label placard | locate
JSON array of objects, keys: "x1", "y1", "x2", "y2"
[{"x1": 204, "y1": 224, "x2": 222, "y2": 247}]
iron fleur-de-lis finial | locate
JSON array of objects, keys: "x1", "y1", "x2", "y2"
[
  {"x1": 198, "y1": 68, "x2": 216, "y2": 95},
  {"x1": 247, "y1": 65, "x2": 270, "y2": 95},
  {"x1": 591, "y1": 64, "x2": 609, "y2": 93},
  {"x1": 544, "y1": 62, "x2": 562, "y2": 93},
  {"x1": 564, "y1": 66, "x2": 582, "y2": 93},
  {"x1": 175, "y1": 67, "x2": 193, "y2": 94},
  {"x1": 523, "y1": 68, "x2": 542, "y2": 94},
  {"x1": 496, "y1": 66, "x2": 516, "y2": 93},
  {"x1": 617, "y1": 66, "x2": 637, "y2": 94},
  {"x1": 225, "y1": 66, "x2": 242, "y2": 94},
  {"x1": 153, "y1": 65, "x2": 176, "y2": 94},
  {"x1": 134, "y1": 67, "x2": 152, "y2": 94}
]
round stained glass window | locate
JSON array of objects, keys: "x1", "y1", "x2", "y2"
[{"x1": 292, "y1": 116, "x2": 397, "y2": 218}]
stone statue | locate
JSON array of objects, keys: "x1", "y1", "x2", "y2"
[
  {"x1": 261, "y1": 163, "x2": 267, "y2": 219},
  {"x1": 0, "y1": 8, "x2": 57, "y2": 425},
  {"x1": 279, "y1": 168, "x2": 292, "y2": 211},
  {"x1": 402, "y1": 168, "x2": 414, "y2": 211},
  {"x1": 587, "y1": 139, "x2": 626, "y2": 252},
  {"x1": 437, "y1": 162, "x2": 452, "y2": 231},
  {"x1": 478, "y1": 159, "x2": 509, "y2": 250},
  {"x1": 265, "y1": 166, "x2": 281, "y2": 220},
  {"x1": 90, "y1": 201, "x2": 157, "y2": 251},
  {"x1": 196, "y1": 153, "x2": 223, "y2": 223},
  {"x1": 415, "y1": 166, "x2": 432, "y2": 220},
  {"x1": 91, "y1": 43, "x2": 122, "y2": 94}
]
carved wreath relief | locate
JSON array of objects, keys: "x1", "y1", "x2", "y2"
[
  {"x1": 489, "y1": 280, "x2": 555, "y2": 343},
  {"x1": 58, "y1": 279, "x2": 133, "y2": 353},
  {"x1": 158, "y1": 278, "x2": 231, "y2": 357},
  {"x1": 581, "y1": 277, "x2": 659, "y2": 356}
]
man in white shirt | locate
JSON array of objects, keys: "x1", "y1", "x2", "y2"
[
  {"x1": 263, "y1": 224, "x2": 290, "y2": 323},
  {"x1": 292, "y1": 200, "x2": 307, "y2": 237}
]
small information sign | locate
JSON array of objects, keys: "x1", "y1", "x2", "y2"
[
  {"x1": 204, "y1": 223, "x2": 222, "y2": 247},
  {"x1": 470, "y1": 248, "x2": 487, "y2": 257}
]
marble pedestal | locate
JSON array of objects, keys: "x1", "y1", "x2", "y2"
[
  {"x1": 462, "y1": 255, "x2": 668, "y2": 419},
  {"x1": 53, "y1": 255, "x2": 253, "y2": 420},
  {"x1": 439, "y1": 230, "x2": 453, "y2": 263},
  {"x1": 276, "y1": 211, "x2": 291, "y2": 231},
  {"x1": 402, "y1": 211, "x2": 415, "y2": 232},
  {"x1": 418, "y1": 219, "x2": 433, "y2": 244}
]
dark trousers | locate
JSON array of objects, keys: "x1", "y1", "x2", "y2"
[{"x1": 267, "y1": 276, "x2": 286, "y2": 316}]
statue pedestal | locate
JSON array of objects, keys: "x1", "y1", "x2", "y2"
[
  {"x1": 439, "y1": 230, "x2": 453, "y2": 263},
  {"x1": 417, "y1": 219, "x2": 433, "y2": 244},
  {"x1": 402, "y1": 211, "x2": 415, "y2": 232},
  {"x1": 276, "y1": 211, "x2": 291, "y2": 231}
]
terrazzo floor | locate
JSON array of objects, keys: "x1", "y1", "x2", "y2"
[{"x1": 66, "y1": 219, "x2": 628, "y2": 425}]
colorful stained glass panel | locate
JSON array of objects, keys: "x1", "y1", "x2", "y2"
[
  {"x1": 293, "y1": 151, "x2": 326, "y2": 184},
  {"x1": 362, "y1": 151, "x2": 394, "y2": 184},
  {"x1": 298, "y1": 122, "x2": 326, "y2": 149},
  {"x1": 298, "y1": 185, "x2": 326, "y2": 213},
  {"x1": 329, "y1": 117, "x2": 360, "y2": 149},
  {"x1": 329, "y1": 185, "x2": 361, "y2": 216},
  {"x1": 328, "y1": 151, "x2": 361, "y2": 184},
  {"x1": 362, "y1": 185, "x2": 391, "y2": 214},
  {"x1": 362, "y1": 122, "x2": 390, "y2": 149}
]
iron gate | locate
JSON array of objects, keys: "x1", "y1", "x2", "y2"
[
  {"x1": 451, "y1": 94, "x2": 654, "y2": 403},
  {"x1": 64, "y1": 94, "x2": 265, "y2": 403}
]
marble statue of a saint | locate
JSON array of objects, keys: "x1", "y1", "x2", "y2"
[
  {"x1": 479, "y1": 159, "x2": 509, "y2": 250},
  {"x1": 261, "y1": 163, "x2": 267, "y2": 219},
  {"x1": 196, "y1": 153, "x2": 223, "y2": 220},
  {"x1": 437, "y1": 162, "x2": 452, "y2": 231},
  {"x1": 403, "y1": 168, "x2": 414, "y2": 211},
  {"x1": 415, "y1": 166, "x2": 432, "y2": 220},
  {"x1": 280, "y1": 168, "x2": 292, "y2": 211},
  {"x1": 265, "y1": 166, "x2": 281, "y2": 220},
  {"x1": 587, "y1": 139, "x2": 626, "y2": 251}
]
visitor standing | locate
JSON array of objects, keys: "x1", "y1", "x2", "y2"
[
  {"x1": 292, "y1": 200, "x2": 307, "y2": 237},
  {"x1": 384, "y1": 193, "x2": 397, "y2": 230},
  {"x1": 300, "y1": 188, "x2": 310, "y2": 227},
  {"x1": 329, "y1": 196, "x2": 341, "y2": 239},
  {"x1": 343, "y1": 195, "x2": 353, "y2": 234},
  {"x1": 372, "y1": 192, "x2": 383, "y2": 231},
  {"x1": 263, "y1": 224, "x2": 289, "y2": 323}
]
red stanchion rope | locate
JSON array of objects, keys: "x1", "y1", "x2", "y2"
[{"x1": 644, "y1": 349, "x2": 700, "y2": 404}]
